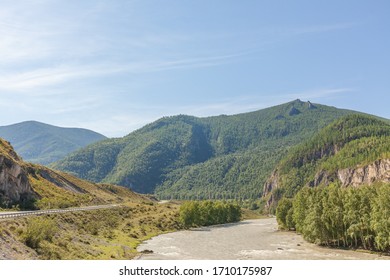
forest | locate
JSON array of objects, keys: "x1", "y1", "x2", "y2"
[
  {"x1": 276, "y1": 183, "x2": 390, "y2": 252},
  {"x1": 266, "y1": 114, "x2": 390, "y2": 209},
  {"x1": 53, "y1": 100, "x2": 355, "y2": 199},
  {"x1": 179, "y1": 200, "x2": 241, "y2": 228}
]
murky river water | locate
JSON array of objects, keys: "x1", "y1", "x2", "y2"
[{"x1": 137, "y1": 218, "x2": 389, "y2": 260}]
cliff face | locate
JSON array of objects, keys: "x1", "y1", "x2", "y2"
[
  {"x1": 262, "y1": 169, "x2": 279, "y2": 197},
  {"x1": 264, "y1": 159, "x2": 390, "y2": 208},
  {"x1": 0, "y1": 155, "x2": 36, "y2": 206},
  {"x1": 262, "y1": 170, "x2": 282, "y2": 208},
  {"x1": 337, "y1": 159, "x2": 390, "y2": 187}
]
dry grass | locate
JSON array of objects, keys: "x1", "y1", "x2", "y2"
[{"x1": 0, "y1": 201, "x2": 181, "y2": 260}]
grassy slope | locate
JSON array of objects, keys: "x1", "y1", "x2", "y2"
[{"x1": 0, "y1": 201, "x2": 181, "y2": 259}]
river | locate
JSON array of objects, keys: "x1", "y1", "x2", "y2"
[{"x1": 137, "y1": 218, "x2": 389, "y2": 260}]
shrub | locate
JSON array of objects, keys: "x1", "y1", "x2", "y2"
[{"x1": 23, "y1": 217, "x2": 58, "y2": 249}]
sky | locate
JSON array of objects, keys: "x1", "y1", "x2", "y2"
[{"x1": 0, "y1": 0, "x2": 389, "y2": 137}]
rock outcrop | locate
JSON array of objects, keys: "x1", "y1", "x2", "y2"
[
  {"x1": 262, "y1": 170, "x2": 280, "y2": 208},
  {"x1": 307, "y1": 101, "x2": 317, "y2": 109},
  {"x1": 263, "y1": 169, "x2": 279, "y2": 197},
  {"x1": 337, "y1": 159, "x2": 390, "y2": 187},
  {"x1": 0, "y1": 140, "x2": 36, "y2": 206},
  {"x1": 263, "y1": 159, "x2": 390, "y2": 208}
]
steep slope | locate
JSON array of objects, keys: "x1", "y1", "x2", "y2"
[
  {"x1": 0, "y1": 121, "x2": 107, "y2": 165},
  {"x1": 0, "y1": 138, "x2": 36, "y2": 208},
  {"x1": 53, "y1": 100, "x2": 358, "y2": 198},
  {"x1": 0, "y1": 137, "x2": 146, "y2": 210},
  {"x1": 264, "y1": 114, "x2": 390, "y2": 209}
]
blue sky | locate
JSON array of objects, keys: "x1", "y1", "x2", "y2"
[{"x1": 0, "y1": 0, "x2": 389, "y2": 137}]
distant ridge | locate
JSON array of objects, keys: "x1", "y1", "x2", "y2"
[{"x1": 0, "y1": 121, "x2": 107, "y2": 165}]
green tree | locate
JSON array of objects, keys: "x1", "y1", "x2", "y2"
[{"x1": 276, "y1": 198, "x2": 293, "y2": 230}]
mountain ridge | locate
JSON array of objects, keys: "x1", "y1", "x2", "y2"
[
  {"x1": 0, "y1": 121, "x2": 107, "y2": 165},
  {"x1": 53, "y1": 100, "x2": 368, "y2": 198}
]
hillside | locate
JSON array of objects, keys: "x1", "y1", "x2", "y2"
[
  {"x1": 52, "y1": 100, "x2": 358, "y2": 198},
  {"x1": 0, "y1": 121, "x2": 107, "y2": 165},
  {"x1": 0, "y1": 137, "x2": 146, "y2": 210},
  {"x1": 264, "y1": 114, "x2": 390, "y2": 210}
]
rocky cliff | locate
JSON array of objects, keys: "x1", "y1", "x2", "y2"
[
  {"x1": 263, "y1": 159, "x2": 390, "y2": 208},
  {"x1": 0, "y1": 140, "x2": 36, "y2": 207},
  {"x1": 337, "y1": 159, "x2": 390, "y2": 187},
  {"x1": 262, "y1": 170, "x2": 279, "y2": 197}
]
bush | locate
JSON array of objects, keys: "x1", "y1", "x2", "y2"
[{"x1": 23, "y1": 217, "x2": 58, "y2": 249}]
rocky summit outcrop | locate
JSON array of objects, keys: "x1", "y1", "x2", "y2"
[
  {"x1": 337, "y1": 159, "x2": 390, "y2": 187},
  {"x1": 0, "y1": 141, "x2": 36, "y2": 207}
]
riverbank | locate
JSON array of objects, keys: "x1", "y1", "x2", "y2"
[{"x1": 137, "y1": 218, "x2": 390, "y2": 260}]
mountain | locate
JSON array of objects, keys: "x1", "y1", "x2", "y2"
[
  {"x1": 0, "y1": 121, "x2": 107, "y2": 165},
  {"x1": 0, "y1": 137, "x2": 145, "y2": 209},
  {"x1": 52, "y1": 99, "x2": 360, "y2": 198},
  {"x1": 264, "y1": 114, "x2": 390, "y2": 210},
  {"x1": 270, "y1": 115, "x2": 390, "y2": 252}
]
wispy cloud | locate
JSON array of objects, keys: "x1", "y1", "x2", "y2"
[
  {"x1": 0, "y1": 0, "x2": 358, "y2": 93},
  {"x1": 0, "y1": 51, "x2": 249, "y2": 91},
  {"x1": 290, "y1": 22, "x2": 358, "y2": 35},
  {"x1": 0, "y1": 1, "x2": 364, "y2": 137}
]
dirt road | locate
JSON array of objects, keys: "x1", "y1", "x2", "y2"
[{"x1": 137, "y1": 218, "x2": 389, "y2": 260}]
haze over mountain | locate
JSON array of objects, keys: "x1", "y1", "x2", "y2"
[
  {"x1": 53, "y1": 100, "x2": 365, "y2": 199},
  {"x1": 0, "y1": 121, "x2": 107, "y2": 165}
]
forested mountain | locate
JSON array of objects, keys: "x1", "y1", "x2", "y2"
[
  {"x1": 0, "y1": 121, "x2": 107, "y2": 165},
  {"x1": 272, "y1": 115, "x2": 390, "y2": 252},
  {"x1": 264, "y1": 114, "x2": 390, "y2": 209},
  {"x1": 52, "y1": 99, "x2": 359, "y2": 198}
]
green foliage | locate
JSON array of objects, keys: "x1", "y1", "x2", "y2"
[
  {"x1": 276, "y1": 198, "x2": 294, "y2": 230},
  {"x1": 0, "y1": 121, "x2": 106, "y2": 165},
  {"x1": 269, "y1": 115, "x2": 390, "y2": 202},
  {"x1": 54, "y1": 100, "x2": 355, "y2": 198},
  {"x1": 179, "y1": 201, "x2": 241, "y2": 228},
  {"x1": 277, "y1": 184, "x2": 390, "y2": 252},
  {"x1": 23, "y1": 217, "x2": 58, "y2": 249}
]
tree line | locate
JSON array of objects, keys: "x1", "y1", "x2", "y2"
[
  {"x1": 179, "y1": 201, "x2": 241, "y2": 228},
  {"x1": 276, "y1": 183, "x2": 390, "y2": 252}
]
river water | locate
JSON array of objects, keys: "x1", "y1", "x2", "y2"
[{"x1": 137, "y1": 218, "x2": 389, "y2": 260}]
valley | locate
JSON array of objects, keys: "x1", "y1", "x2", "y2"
[
  {"x1": 1, "y1": 100, "x2": 389, "y2": 259},
  {"x1": 137, "y1": 218, "x2": 389, "y2": 260}
]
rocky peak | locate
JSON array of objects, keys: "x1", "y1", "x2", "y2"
[{"x1": 307, "y1": 101, "x2": 317, "y2": 109}]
